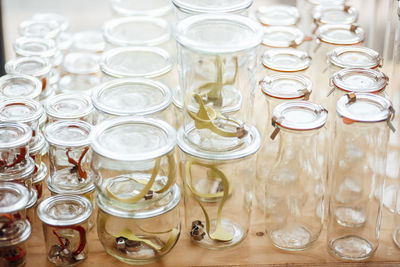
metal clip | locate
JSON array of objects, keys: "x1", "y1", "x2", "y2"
[
  {"x1": 299, "y1": 89, "x2": 311, "y2": 100},
  {"x1": 349, "y1": 24, "x2": 359, "y2": 33},
  {"x1": 312, "y1": 19, "x2": 320, "y2": 35},
  {"x1": 387, "y1": 106, "x2": 396, "y2": 133},
  {"x1": 346, "y1": 93, "x2": 356, "y2": 104},
  {"x1": 270, "y1": 116, "x2": 281, "y2": 140},
  {"x1": 327, "y1": 86, "x2": 336, "y2": 97},
  {"x1": 289, "y1": 40, "x2": 298, "y2": 48},
  {"x1": 344, "y1": 5, "x2": 351, "y2": 12}
]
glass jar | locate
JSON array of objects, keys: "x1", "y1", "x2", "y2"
[
  {"x1": 97, "y1": 183, "x2": 180, "y2": 264},
  {"x1": 312, "y1": 5, "x2": 359, "y2": 33},
  {"x1": 327, "y1": 93, "x2": 393, "y2": 260},
  {"x1": 256, "y1": 74, "x2": 312, "y2": 210},
  {"x1": 262, "y1": 48, "x2": 312, "y2": 77},
  {"x1": 45, "y1": 94, "x2": 94, "y2": 123},
  {"x1": 175, "y1": 14, "x2": 262, "y2": 152},
  {"x1": 44, "y1": 120, "x2": 93, "y2": 193},
  {"x1": 37, "y1": 195, "x2": 92, "y2": 266},
  {"x1": 0, "y1": 74, "x2": 42, "y2": 101},
  {"x1": 172, "y1": 0, "x2": 253, "y2": 21},
  {"x1": 18, "y1": 19, "x2": 61, "y2": 39},
  {"x1": 72, "y1": 31, "x2": 105, "y2": 53},
  {"x1": 110, "y1": 0, "x2": 173, "y2": 17},
  {"x1": 91, "y1": 116, "x2": 176, "y2": 211},
  {"x1": 58, "y1": 52, "x2": 101, "y2": 95},
  {"x1": 264, "y1": 101, "x2": 327, "y2": 251},
  {"x1": 5, "y1": 56, "x2": 53, "y2": 100},
  {"x1": 91, "y1": 78, "x2": 172, "y2": 125},
  {"x1": 255, "y1": 5, "x2": 300, "y2": 26},
  {"x1": 177, "y1": 125, "x2": 260, "y2": 249}
]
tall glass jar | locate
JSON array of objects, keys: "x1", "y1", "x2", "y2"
[
  {"x1": 327, "y1": 93, "x2": 393, "y2": 260},
  {"x1": 178, "y1": 125, "x2": 260, "y2": 249},
  {"x1": 37, "y1": 195, "x2": 92, "y2": 266},
  {"x1": 255, "y1": 5, "x2": 300, "y2": 26},
  {"x1": 91, "y1": 78, "x2": 172, "y2": 124},
  {"x1": 264, "y1": 101, "x2": 327, "y2": 251},
  {"x1": 45, "y1": 94, "x2": 94, "y2": 123},
  {"x1": 175, "y1": 14, "x2": 262, "y2": 152},
  {"x1": 91, "y1": 117, "x2": 176, "y2": 211},
  {"x1": 97, "y1": 183, "x2": 181, "y2": 264},
  {"x1": 0, "y1": 74, "x2": 42, "y2": 101}
]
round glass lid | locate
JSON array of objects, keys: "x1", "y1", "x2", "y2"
[
  {"x1": 0, "y1": 98, "x2": 43, "y2": 124},
  {"x1": 272, "y1": 101, "x2": 328, "y2": 131},
  {"x1": 328, "y1": 46, "x2": 381, "y2": 69},
  {"x1": 313, "y1": 5, "x2": 358, "y2": 25},
  {"x1": 32, "y1": 12, "x2": 70, "y2": 31},
  {"x1": 262, "y1": 26, "x2": 304, "y2": 48},
  {"x1": 316, "y1": 24, "x2": 365, "y2": 45},
  {"x1": 37, "y1": 195, "x2": 92, "y2": 226},
  {"x1": 175, "y1": 13, "x2": 262, "y2": 54},
  {"x1": 18, "y1": 19, "x2": 61, "y2": 39},
  {"x1": 172, "y1": 0, "x2": 253, "y2": 13},
  {"x1": 100, "y1": 46, "x2": 173, "y2": 78},
  {"x1": 45, "y1": 93, "x2": 94, "y2": 120},
  {"x1": 110, "y1": 0, "x2": 173, "y2": 17},
  {"x1": 0, "y1": 74, "x2": 42, "y2": 99},
  {"x1": 5, "y1": 56, "x2": 52, "y2": 78},
  {"x1": 44, "y1": 120, "x2": 92, "y2": 147},
  {"x1": 91, "y1": 116, "x2": 176, "y2": 161},
  {"x1": 13, "y1": 37, "x2": 57, "y2": 58},
  {"x1": 256, "y1": 5, "x2": 300, "y2": 26},
  {"x1": 73, "y1": 31, "x2": 105, "y2": 52},
  {"x1": 332, "y1": 68, "x2": 388, "y2": 93},
  {"x1": 260, "y1": 74, "x2": 312, "y2": 99},
  {"x1": 63, "y1": 52, "x2": 100, "y2": 75},
  {"x1": 0, "y1": 182, "x2": 29, "y2": 214},
  {"x1": 103, "y1": 17, "x2": 171, "y2": 47},
  {"x1": 0, "y1": 122, "x2": 31, "y2": 149},
  {"x1": 336, "y1": 93, "x2": 392, "y2": 123},
  {"x1": 92, "y1": 78, "x2": 172, "y2": 116},
  {"x1": 262, "y1": 48, "x2": 311, "y2": 72}
]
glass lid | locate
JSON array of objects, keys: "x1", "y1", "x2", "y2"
[
  {"x1": 73, "y1": 31, "x2": 105, "y2": 52},
  {"x1": 332, "y1": 68, "x2": 388, "y2": 93},
  {"x1": 110, "y1": 0, "x2": 173, "y2": 17},
  {"x1": 0, "y1": 98, "x2": 43, "y2": 124},
  {"x1": 63, "y1": 52, "x2": 100, "y2": 75},
  {"x1": 256, "y1": 5, "x2": 300, "y2": 26},
  {"x1": 0, "y1": 220, "x2": 31, "y2": 246},
  {"x1": 103, "y1": 17, "x2": 171, "y2": 47},
  {"x1": 262, "y1": 48, "x2": 311, "y2": 72},
  {"x1": 336, "y1": 93, "x2": 393, "y2": 123},
  {"x1": 13, "y1": 37, "x2": 57, "y2": 58},
  {"x1": 262, "y1": 26, "x2": 304, "y2": 48},
  {"x1": 92, "y1": 78, "x2": 172, "y2": 116},
  {"x1": 18, "y1": 19, "x2": 61, "y2": 39},
  {"x1": 37, "y1": 195, "x2": 92, "y2": 226},
  {"x1": 0, "y1": 182, "x2": 30, "y2": 214},
  {"x1": 44, "y1": 120, "x2": 92, "y2": 147},
  {"x1": 100, "y1": 46, "x2": 173, "y2": 78},
  {"x1": 45, "y1": 93, "x2": 94, "y2": 120},
  {"x1": 172, "y1": 0, "x2": 253, "y2": 13},
  {"x1": 272, "y1": 101, "x2": 328, "y2": 131},
  {"x1": 260, "y1": 74, "x2": 312, "y2": 99},
  {"x1": 316, "y1": 24, "x2": 365, "y2": 45},
  {"x1": 328, "y1": 46, "x2": 381, "y2": 69},
  {"x1": 0, "y1": 74, "x2": 42, "y2": 99},
  {"x1": 313, "y1": 5, "x2": 358, "y2": 25},
  {"x1": 0, "y1": 122, "x2": 31, "y2": 149},
  {"x1": 5, "y1": 56, "x2": 52, "y2": 78},
  {"x1": 91, "y1": 116, "x2": 176, "y2": 161},
  {"x1": 175, "y1": 13, "x2": 262, "y2": 54},
  {"x1": 32, "y1": 12, "x2": 70, "y2": 32}
]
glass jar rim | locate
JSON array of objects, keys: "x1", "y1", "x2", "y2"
[
  {"x1": 313, "y1": 5, "x2": 358, "y2": 25},
  {"x1": 332, "y1": 68, "x2": 388, "y2": 93},
  {"x1": 175, "y1": 13, "x2": 263, "y2": 55},
  {"x1": 32, "y1": 12, "x2": 70, "y2": 32},
  {"x1": 44, "y1": 120, "x2": 92, "y2": 147},
  {"x1": 5, "y1": 56, "x2": 52, "y2": 78},
  {"x1": 0, "y1": 74, "x2": 42, "y2": 100},
  {"x1": 0, "y1": 122, "x2": 32, "y2": 149},
  {"x1": 256, "y1": 5, "x2": 300, "y2": 26},
  {"x1": 272, "y1": 101, "x2": 328, "y2": 131},
  {"x1": 37, "y1": 194, "x2": 92, "y2": 226},
  {"x1": 100, "y1": 46, "x2": 173, "y2": 78},
  {"x1": 110, "y1": 0, "x2": 173, "y2": 17},
  {"x1": 45, "y1": 93, "x2": 94, "y2": 120},
  {"x1": 172, "y1": 0, "x2": 253, "y2": 14},
  {"x1": 260, "y1": 74, "x2": 312, "y2": 99},
  {"x1": 92, "y1": 78, "x2": 172, "y2": 116},
  {"x1": 262, "y1": 26, "x2": 304, "y2": 48},
  {"x1": 328, "y1": 46, "x2": 381, "y2": 69},
  {"x1": 103, "y1": 16, "x2": 171, "y2": 47},
  {"x1": 262, "y1": 48, "x2": 311, "y2": 72},
  {"x1": 13, "y1": 37, "x2": 57, "y2": 58},
  {"x1": 63, "y1": 52, "x2": 100, "y2": 75},
  {"x1": 316, "y1": 24, "x2": 365, "y2": 45},
  {"x1": 18, "y1": 19, "x2": 61, "y2": 39},
  {"x1": 96, "y1": 183, "x2": 181, "y2": 219},
  {"x1": 0, "y1": 182, "x2": 30, "y2": 214},
  {"x1": 0, "y1": 220, "x2": 31, "y2": 247},
  {"x1": 0, "y1": 98, "x2": 43, "y2": 124}
]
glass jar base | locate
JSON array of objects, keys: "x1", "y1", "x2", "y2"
[
  {"x1": 269, "y1": 223, "x2": 314, "y2": 251},
  {"x1": 329, "y1": 235, "x2": 375, "y2": 260}
]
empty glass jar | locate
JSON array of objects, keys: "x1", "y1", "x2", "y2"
[
  {"x1": 97, "y1": 183, "x2": 181, "y2": 264},
  {"x1": 327, "y1": 93, "x2": 393, "y2": 260},
  {"x1": 37, "y1": 195, "x2": 92, "y2": 266},
  {"x1": 45, "y1": 93, "x2": 94, "y2": 123},
  {"x1": 0, "y1": 74, "x2": 42, "y2": 100},
  {"x1": 255, "y1": 5, "x2": 300, "y2": 26}
]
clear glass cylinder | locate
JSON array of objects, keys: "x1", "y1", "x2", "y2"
[
  {"x1": 45, "y1": 94, "x2": 94, "y2": 124},
  {"x1": 92, "y1": 78, "x2": 172, "y2": 125},
  {"x1": 96, "y1": 183, "x2": 181, "y2": 264},
  {"x1": 255, "y1": 5, "x2": 300, "y2": 26},
  {"x1": 264, "y1": 101, "x2": 327, "y2": 251},
  {"x1": 37, "y1": 195, "x2": 92, "y2": 266},
  {"x1": 327, "y1": 93, "x2": 392, "y2": 260},
  {"x1": 177, "y1": 126, "x2": 260, "y2": 249},
  {"x1": 0, "y1": 74, "x2": 42, "y2": 101},
  {"x1": 91, "y1": 117, "x2": 177, "y2": 211},
  {"x1": 175, "y1": 14, "x2": 262, "y2": 152}
]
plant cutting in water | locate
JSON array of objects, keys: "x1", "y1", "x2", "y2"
[{"x1": 66, "y1": 147, "x2": 89, "y2": 181}]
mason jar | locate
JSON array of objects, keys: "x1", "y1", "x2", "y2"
[
  {"x1": 327, "y1": 93, "x2": 393, "y2": 260},
  {"x1": 177, "y1": 125, "x2": 260, "y2": 249},
  {"x1": 92, "y1": 78, "x2": 172, "y2": 125},
  {"x1": 255, "y1": 5, "x2": 300, "y2": 26},
  {"x1": 18, "y1": 19, "x2": 61, "y2": 39},
  {"x1": 175, "y1": 14, "x2": 262, "y2": 152},
  {"x1": 72, "y1": 31, "x2": 105, "y2": 53},
  {"x1": 97, "y1": 183, "x2": 181, "y2": 264},
  {"x1": 312, "y1": 5, "x2": 358, "y2": 34},
  {"x1": 109, "y1": 0, "x2": 174, "y2": 19},
  {"x1": 45, "y1": 94, "x2": 94, "y2": 124},
  {"x1": 0, "y1": 74, "x2": 42, "y2": 101},
  {"x1": 37, "y1": 195, "x2": 92, "y2": 266},
  {"x1": 91, "y1": 116, "x2": 176, "y2": 211},
  {"x1": 256, "y1": 74, "x2": 312, "y2": 210}
]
